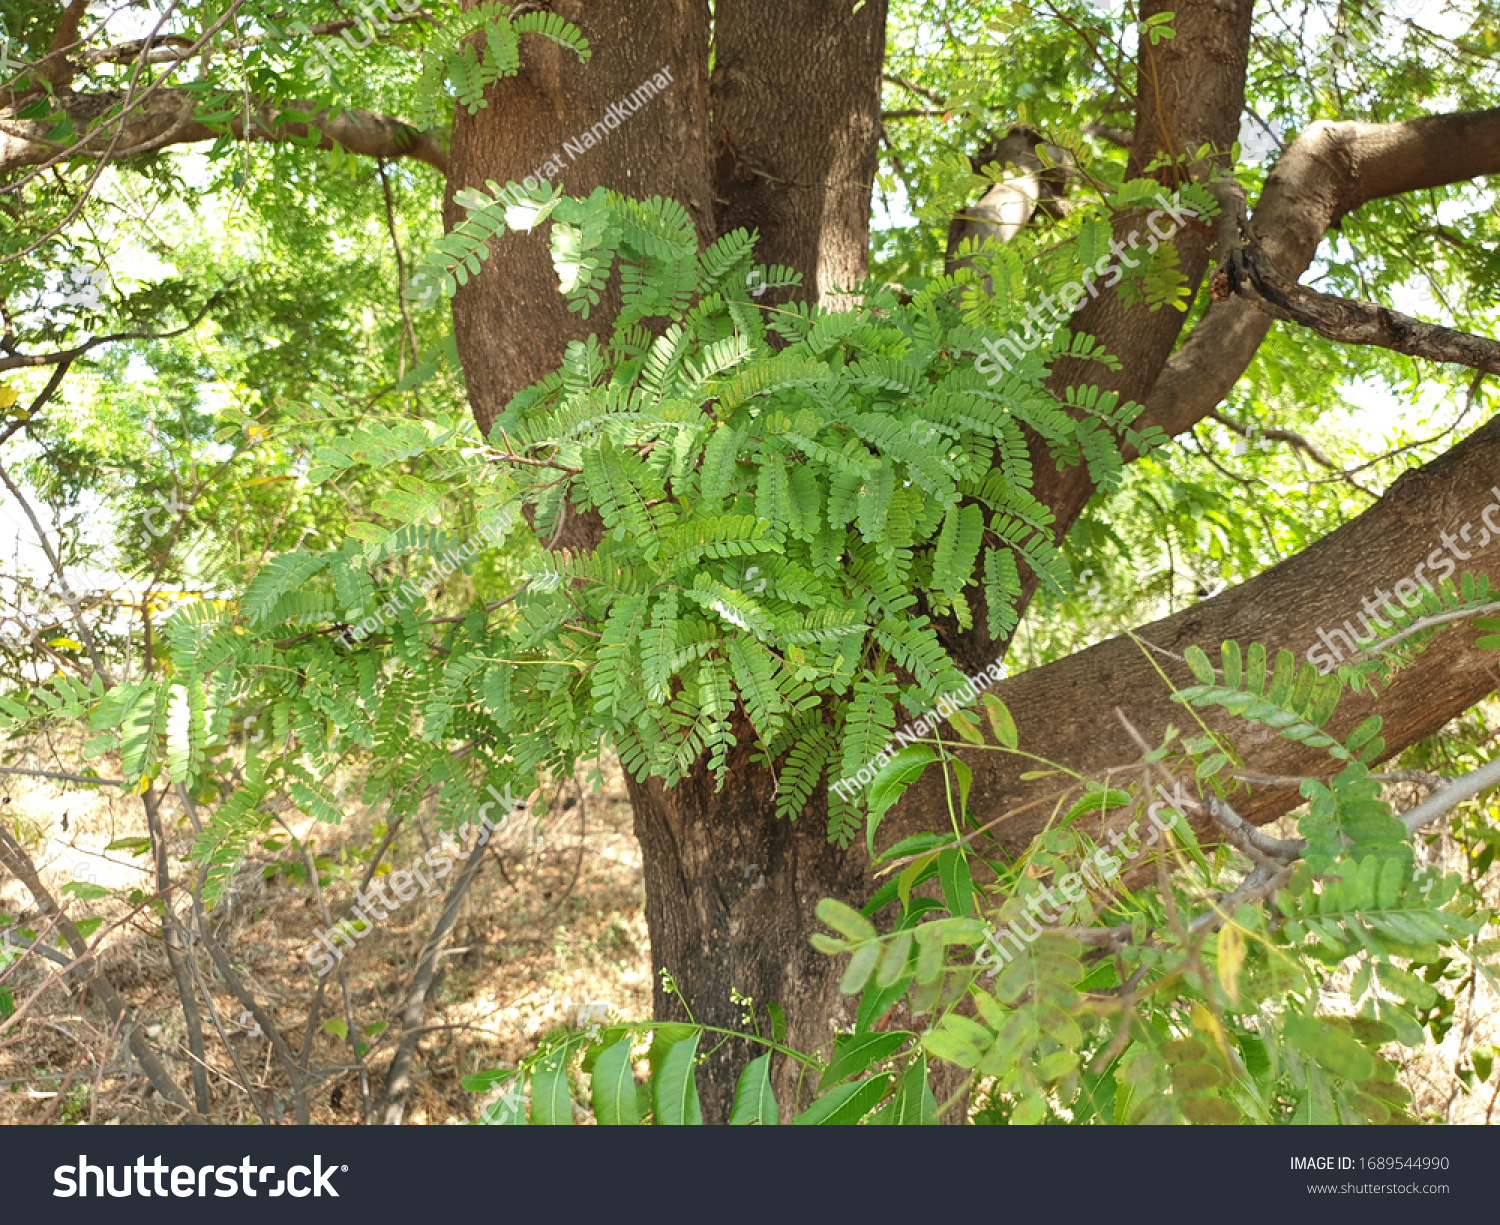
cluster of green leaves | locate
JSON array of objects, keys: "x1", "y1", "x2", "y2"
[
  {"x1": 405, "y1": 180, "x2": 1170, "y2": 840},
  {"x1": 1176, "y1": 640, "x2": 1382, "y2": 771},
  {"x1": 409, "y1": 3, "x2": 591, "y2": 126},
  {"x1": 0, "y1": 400, "x2": 527, "y2": 906},
  {"x1": 461, "y1": 999, "x2": 939, "y2": 1126},
  {"x1": 798, "y1": 616, "x2": 1498, "y2": 1124}
]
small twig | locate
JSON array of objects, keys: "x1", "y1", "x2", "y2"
[
  {"x1": 177, "y1": 900, "x2": 270, "y2": 1124},
  {"x1": 0, "y1": 820, "x2": 202, "y2": 1120},
  {"x1": 376, "y1": 160, "x2": 420, "y2": 380},
  {"x1": 302, "y1": 835, "x2": 370, "y2": 1123},
  {"x1": 0, "y1": 766, "x2": 126, "y2": 786},
  {"x1": 1348, "y1": 600, "x2": 1500, "y2": 661},
  {"x1": 188, "y1": 893, "x2": 310, "y2": 1124},
  {"x1": 1206, "y1": 409, "x2": 1379, "y2": 498},
  {"x1": 1202, "y1": 795, "x2": 1305, "y2": 864},
  {"x1": 141, "y1": 785, "x2": 211, "y2": 1114},
  {"x1": 0, "y1": 292, "x2": 231, "y2": 373},
  {"x1": 881, "y1": 73, "x2": 947, "y2": 106},
  {"x1": 88, "y1": 1013, "x2": 127, "y2": 1125},
  {"x1": 379, "y1": 836, "x2": 493, "y2": 1124},
  {"x1": 0, "y1": 460, "x2": 116, "y2": 683}
]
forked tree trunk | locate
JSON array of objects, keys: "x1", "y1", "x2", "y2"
[
  {"x1": 448, "y1": 0, "x2": 895, "y2": 1122},
  {"x1": 448, "y1": 0, "x2": 1500, "y2": 1125},
  {"x1": 624, "y1": 722, "x2": 873, "y2": 1121}
]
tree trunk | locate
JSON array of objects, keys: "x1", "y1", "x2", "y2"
[
  {"x1": 625, "y1": 719, "x2": 872, "y2": 1122},
  {"x1": 446, "y1": 0, "x2": 1500, "y2": 1124},
  {"x1": 628, "y1": 0, "x2": 898, "y2": 1124},
  {"x1": 710, "y1": 0, "x2": 888, "y2": 303},
  {"x1": 446, "y1": 0, "x2": 715, "y2": 434}
]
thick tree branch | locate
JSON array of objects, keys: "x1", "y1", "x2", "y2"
[
  {"x1": 941, "y1": 0, "x2": 1256, "y2": 670},
  {"x1": 892, "y1": 407, "x2": 1500, "y2": 857},
  {"x1": 1, "y1": 0, "x2": 248, "y2": 265},
  {"x1": 0, "y1": 89, "x2": 448, "y2": 175},
  {"x1": 1217, "y1": 234, "x2": 1500, "y2": 374},
  {"x1": 1398, "y1": 752, "x2": 1500, "y2": 835},
  {"x1": 1136, "y1": 106, "x2": 1500, "y2": 445}
]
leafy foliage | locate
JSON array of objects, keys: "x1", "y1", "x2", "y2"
[
  {"x1": 411, "y1": 3, "x2": 591, "y2": 127},
  {"x1": 460, "y1": 1007, "x2": 934, "y2": 1126},
  {"x1": 796, "y1": 612, "x2": 1500, "y2": 1124},
  {"x1": 394, "y1": 185, "x2": 1145, "y2": 842}
]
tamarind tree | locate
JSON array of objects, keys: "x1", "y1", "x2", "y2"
[{"x1": 4, "y1": 0, "x2": 1500, "y2": 1124}]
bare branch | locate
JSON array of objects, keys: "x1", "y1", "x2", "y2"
[
  {"x1": 0, "y1": 820, "x2": 203, "y2": 1120},
  {"x1": 140, "y1": 786, "x2": 211, "y2": 1114},
  {"x1": 380, "y1": 839, "x2": 492, "y2": 1124},
  {"x1": 0, "y1": 89, "x2": 448, "y2": 177},
  {"x1": 1205, "y1": 409, "x2": 1379, "y2": 498},
  {"x1": 1398, "y1": 751, "x2": 1500, "y2": 835},
  {"x1": 1138, "y1": 107, "x2": 1500, "y2": 443},
  {"x1": 0, "y1": 459, "x2": 116, "y2": 683},
  {"x1": 1216, "y1": 232, "x2": 1500, "y2": 375},
  {"x1": 0, "y1": 766, "x2": 126, "y2": 786},
  {"x1": 0, "y1": 291, "x2": 229, "y2": 373},
  {"x1": 0, "y1": 0, "x2": 246, "y2": 263},
  {"x1": 881, "y1": 73, "x2": 946, "y2": 106}
]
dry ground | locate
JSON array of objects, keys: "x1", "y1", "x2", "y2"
[
  {"x1": 1, "y1": 743, "x2": 1496, "y2": 1124},
  {"x1": 0, "y1": 746, "x2": 651, "y2": 1125}
]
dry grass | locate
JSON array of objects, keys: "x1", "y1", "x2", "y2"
[
  {"x1": 2, "y1": 743, "x2": 1496, "y2": 1124},
  {"x1": 0, "y1": 747, "x2": 650, "y2": 1125}
]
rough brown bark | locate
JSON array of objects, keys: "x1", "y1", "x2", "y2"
[
  {"x1": 446, "y1": 0, "x2": 715, "y2": 434},
  {"x1": 1136, "y1": 106, "x2": 1500, "y2": 448},
  {"x1": 1041, "y1": 0, "x2": 1254, "y2": 409},
  {"x1": 624, "y1": 0, "x2": 901, "y2": 1124},
  {"x1": 709, "y1": 0, "x2": 888, "y2": 306},
  {"x1": 888, "y1": 408, "x2": 1500, "y2": 859},
  {"x1": 628, "y1": 714, "x2": 872, "y2": 1121},
  {"x1": 931, "y1": 0, "x2": 1255, "y2": 667},
  {"x1": 1221, "y1": 235, "x2": 1500, "y2": 372},
  {"x1": 943, "y1": 97, "x2": 1500, "y2": 676}
]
